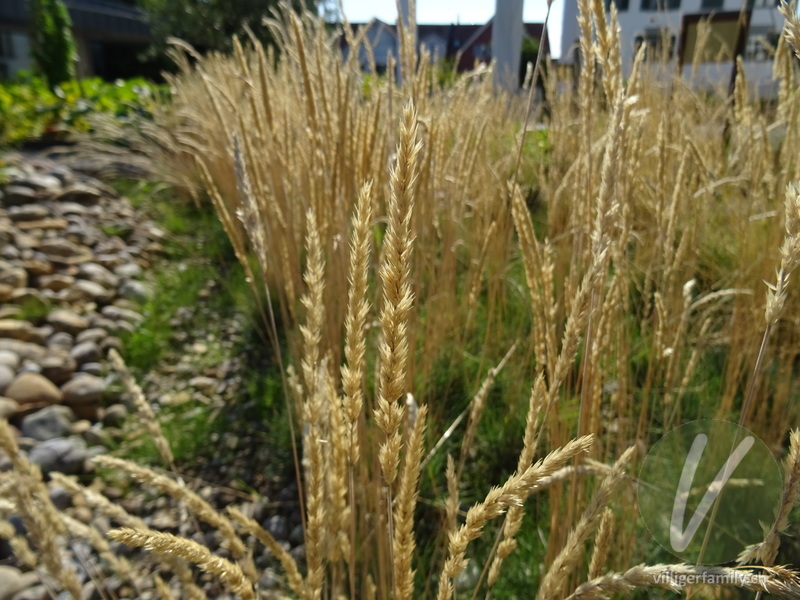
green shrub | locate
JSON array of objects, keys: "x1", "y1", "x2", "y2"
[
  {"x1": 0, "y1": 75, "x2": 168, "y2": 146},
  {"x1": 31, "y1": 0, "x2": 77, "y2": 90}
]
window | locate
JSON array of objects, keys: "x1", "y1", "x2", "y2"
[
  {"x1": 0, "y1": 33, "x2": 14, "y2": 59},
  {"x1": 604, "y1": 0, "x2": 630, "y2": 11},
  {"x1": 700, "y1": 0, "x2": 724, "y2": 9},
  {"x1": 634, "y1": 29, "x2": 677, "y2": 60},
  {"x1": 744, "y1": 27, "x2": 780, "y2": 61},
  {"x1": 641, "y1": 0, "x2": 680, "y2": 10}
]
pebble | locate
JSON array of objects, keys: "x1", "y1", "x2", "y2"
[
  {"x1": 0, "y1": 566, "x2": 24, "y2": 600},
  {"x1": 39, "y1": 353, "x2": 77, "y2": 384},
  {"x1": 4, "y1": 372, "x2": 63, "y2": 408},
  {"x1": 0, "y1": 397, "x2": 19, "y2": 419},
  {"x1": 0, "y1": 365, "x2": 14, "y2": 394},
  {"x1": 0, "y1": 350, "x2": 19, "y2": 369},
  {"x1": 70, "y1": 341, "x2": 101, "y2": 365},
  {"x1": 0, "y1": 320, "x2": 44, "y2": 344},
  {"x1": 29, "y1": 436, "x2": 89, "y2": 474},
  {"x1": 61, "y1": 374, "x2": 106, "y2": 405},
  {"x1": 47, "y1": 309, "x2": 89, "y2": 334},
  {"x1": 0, "y1": 156, "x2": 288, "y2": 598},
  {"x1": 21, "y1": 405, "x2": 75, "y2": 441},
  {"x1": 119, "y1": 280, "x2": 152, "y2": 303}
]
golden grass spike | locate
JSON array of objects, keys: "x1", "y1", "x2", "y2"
[
  {"x1": 739, "y1": 429, "x2": 800, "y2": 566},
  {"x1": 0, "y1": 420, "x2": 81, "y2": 598},
  {"x1": 566, "y1": 564, "x2": 800, "y2": 600},
  {"x1": 108, "y1": 348, "x2": 174, "y2": 466},
  {"x1": 93, "y1": 456, "x2": 248, "y2": 562},
  {"x1": 392, "y1": 404, "x2": 427, "y2": 600},
  {"x1": 588, "y1": 508, "x2": 615, "y2": 579},
  {"x1": 342, "y1": 180, "x2": 373, "y2": 465},
  {"x1": 300, "y1": 207, "x2": 326, "y2": 397},
  {"x1": 537, "y1": 446, "x2": 636, "y2": 600},
  {"x1": 109, "y1": 528, "x2": 255, "y2": 600},
  {"x1": 436, "y1": 435, "x2": 595, "y2": 600},
  {"x1": 487, "y1": 374, "x2": 546, "y2": 589},
  {"x1": 779, "y1": 1, "x2": 800, "y2": 60},
  {"x1": 375, "y1": 101, "x2": 421, "y2": 484},
  {"x1": 457, "y1": 341, "x2": 518, "y2": 481},
  {"x1": 228, "y1": 507, "x2": 308, "y2": 599}
]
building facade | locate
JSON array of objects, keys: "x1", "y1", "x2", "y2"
[
  {"x1": 0, "y1": 0, "x2": 150, "y2": 80},
  {"x1": 560, "y1": 0, "x2": 785, "y2": 95},
  {"x1": 341, "y1": 18, "x2": 548, "y2": 82}
]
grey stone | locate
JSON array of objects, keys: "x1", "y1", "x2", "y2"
[
  {"x1": 101, "y1": 305, "x2": 143, "y2": 325},
  {"x1": 189, "y1": 376, "x2": 218, "y2": 394},
  {"x1": 39, "y1": 353, "x2": 76, "y2": 385},
  {"x1": 79, "y1": 362, "x2": 103, "y2": 376},
  {"x1": 8, "y1": 204, "x2": 49, "y2": 222},
  {"x1": 0, "y1": 566, "x2": 24, "y2": 600},
  {"x1": 67, "y1": 280, "x2": 112, "y2": 303},
  {"x1": 0, "y1": 350, "x2": 19, "y2": 370},
  {"x1": 70, "y1": 341, "x2": 101, "y2": 365},
  {"x1": 99, "y1": 337, "x2": 123, "y2": 353},
  {"x1": 48, "y1": 485, "x2": 72, "y2": 510},
  {"x1": 75, "y1": 328, "x2": 106, "y2": 345},
  {"x1": 113, "y1": 262, "x2": 142, "y2": 279},
  {"x1": 0, "y1": 363, "x2": 15, "y2": 395},
  {"x1": 266, "y1": 515, "x2": 289, "y2": 541},
  {"x1": 56, "y1": 184, "x2": 103, "y2": 205},
  {"x1": 38, "y1": 274, "x2": 75, "y2": 292},
  {"x1": 47, "y1": 309, "x2": 89, "y2": 334},
  {"x1": 61, "y1": 374, "x2": 105, "y2": 405},
  {"x1": 0, "y1": 246, "x2": 19, "y2": 260},
  {"x1": 5, "y1": 373, "x2": 62, "y2": 408},
  {"x1": 21, "y1": 405, "x2": 75, "y2": 441},
  {"x1": 57, "y1": 202, "x2": 88, "y2": 216},
  {"x1": 102, "y1": 403, "x2": 128, "y2": 427},
  {"x1": 455, "y1": 560, "x2": 481, "y2": 592},
  {"x1": 47, "y1": 332, "x2": 73, "y2": 351},
  {"x1": 119, "y1": 280, "x2": 152, "y2": 303},
  {"x1": 1, "y1": 185, "x2": 38, "y2": 207},
  {"x1": 78, "y1": 263, "x2": 119, "y2": 289},
  {"x1": 18, "y1": 173, "x2": 61, "y2": 192},
  {"x1": 21, "y1": 258, "x2": 53, "y2": 277},
  {"x1": 29, "y1": 436, "x2": 88, "y2": 475},
  {"x1": 89, "y1": 316, "x2": 116, "y2": 333},
  {"x1": 0, "y1": 262, "x2": 27, "y2": 289},
  {"x1": 38, "y1": 238, "x2": 89, "y2": 260},
  {"x1": 0, "y1": 397, "x2": 19, "y2": 419},
  {"x1": 111, "y1": 320, "x2": 135, "y2": 335},
  {"x1": 0, "y1": 320, "x2": 45, "y2": 344}
]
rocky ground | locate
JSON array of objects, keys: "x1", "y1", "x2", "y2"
[{"x1": 0, "y1": 154, "x2": 303, "y2": 600}]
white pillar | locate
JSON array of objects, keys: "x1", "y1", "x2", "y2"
[
  {"x1": 398, "y1": 0, "x2": 413, "y2": 29},
  {"x1": 492, "y1": 0, "x2": 524, "y2": 90},
  {"x1": 396, "y1": 0, "x2": 416, "y2": 84}
]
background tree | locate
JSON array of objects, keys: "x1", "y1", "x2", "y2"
[
  {"x1": 31, "y1": 0, "x2": 77, "y2": 89},
  {"x1": 136, "y1": 0, "x2": 320, "y2": 55}
]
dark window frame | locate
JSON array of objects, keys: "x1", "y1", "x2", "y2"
[{"x1": 641, "y1": 0, "x2": 681, "y2": 10}]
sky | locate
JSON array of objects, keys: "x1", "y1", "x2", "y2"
[{"x1": 339, "y1": 0, "x2": 564, "y2": 57}]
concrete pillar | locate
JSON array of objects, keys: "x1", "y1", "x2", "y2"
[{"x1": 492, "y1": 0, "x2": 524, "y2": 90}]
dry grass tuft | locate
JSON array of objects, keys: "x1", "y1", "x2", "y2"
[{"x1": 4, "y1": 0, "x2": 800, "y2": 597}]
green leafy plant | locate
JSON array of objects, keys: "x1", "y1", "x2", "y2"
[
  {"x1": 0, "y1": 75, "x2": 168, "y2": 146},
  {"x1": 31, "y1": 0, "x2": 77, "y2": 90}
]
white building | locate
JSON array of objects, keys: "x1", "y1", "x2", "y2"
[{"x1": 560, "y1": 0, "x2": 785, "y2": 96}]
